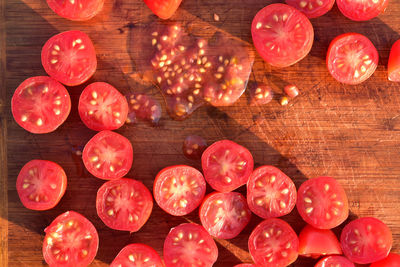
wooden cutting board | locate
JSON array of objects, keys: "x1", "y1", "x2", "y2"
[{"x1": 1, "y1": 0, "x2": 400, "y2": 266}]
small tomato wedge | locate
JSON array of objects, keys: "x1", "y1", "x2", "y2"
[
  {"x1": 11, "y1": 76, "x2": 71, "y2": 134},
  {"x1": 96, "y1": 178, "x2": 153, "y2": 232},
  {"x1": 46, "y1": 0, "x2": 104, "y2": 21},
  {"x1": 143, "y1": 0, "x2": 182, "y2": 19},
  {"x1": 315, "y1": 256, "x2": 355, "y2": 267},
  {"x1": 43, "y1": 211, "x2": 99, "y2": 267},
  {"x1": 201, "y1": 140, "x2": 254, "y2": 192},
  {"x1": 336, "y1": 0, "x2": 388, "y2": 21},
  {"x1": 286, "y1": 0, "x2": 335, "y2": 18},
  {"x1": 110, "y1": 243, "x2": 163, "y2": 267},
  {"x1": 163, "y1": 223, "x2": 218, "y2": 267},
  {"x1": 370, "y1": 253, "x2": 400, "y2": 267},
  {"x1": 154, "y1": 165, "x2": 206, "y2": 216},
  {"x1": 388, "y1": 40, "x2": 400, "y2": 82},
  {"x1": 340, "y1": 217, "x2": 392, "y2": 264}
]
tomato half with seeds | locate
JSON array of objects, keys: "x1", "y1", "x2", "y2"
[
  {"x1": 143, "y1": 0, "x2": 182, "y2": 19},
  {"x1": 110, "y1": 243, "x2": 163, "y2": 267},
  {"x1": 82, "y1": 130, "x2": 133, "y2": 180},
  {"x1": 46, "y1": 0, "x2": 104, "y2": 21},
  {"x1": 201, "y1": 140, "x2": 254, "y2": 192},
  {"x1": 248, "y1": 218, "x2": 299, "y2": 267},
  {"x1": 41, "y1": 30, "x2": 97, "y2": 86},
  {"x1": 154, "y1": 165, "x2": 206, "y2": 216},
  {"x1": 336, "y1": 0, "x2": 388, "y2": 21},
  {"x1": 388, "y1": 40, "x2": 400, "y2": 82},
  {"x1": 247, "y1": 165, "x2": 297, "y2": 219},
  {"x1": 163, "y1": 223, "x2": 218, "y2": 267},
  {"x1": 43, "y1": 211, "x2": 99, "y2": 267},
  {"x1": 327, "y1": 33, "x2": 378, "y2": 85},
  {"x1": 340, "y1": 217, "x2": 392, "y2": 264},
  {"x1": 297, "y1": 176, "x2": 349, "y2": 229},
  {"x1": 251, "y1": 3, "x2": 314, "y2": 68},
  {"x1": 370, "y1": 253, "x2": 400, "y2": 267},
  {"x1": 11, "y1": 76, "x2": 71, "y2": 134},
  {"x1": 286, "y1": 0, "x2": 335, "y2": 18},
  {"x1": 78, "y1": 82, "x2": 128, "y2": 131},
  {"x1": 315, "y1": 256, "x2": 355, "y2": 267}
]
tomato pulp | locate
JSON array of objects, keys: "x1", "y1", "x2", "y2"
[
  {"x1": 110, "y1": 243, "x2": 163, "y2": 267},
  {"x1": 336, "y1": 0, "x2": 388, "y2": 21},
  {"x1": 286, "y1": 0, "x2": 335, "y2": 18},
  {"x1": 46, "y1": 0, "x2": 104, "y2": 21},
  {"x1": 315, "y1": 256, "x2": 355, "y2": 267}
]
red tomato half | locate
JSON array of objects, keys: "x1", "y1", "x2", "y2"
[
  {"x1": 82, "y1": 130, "x2": 133, "y2": 180},
  {"x1": 326, "y1": 33, "x2": 378, "y2": 85},
  {"x1": 41, "y1": 30, "x2": 97, "y2": 86},
  {"x1": 251, "y1": 3, "x2": 314, "y2": 67},
  {"x1": 340, "y1": 217, "x2": 392, "y2": 264},
  {"x1": 143, "y1": 0, "x2": 182, "y2": 19},
  {"x1": 248, "y1": 218, "x2": 299, "y2": 266},
  {"x1": 153, "y1": 165, "x2": 206, "y2": 216},
  {"x1": 199, "y1": 192, "x2": 251, "y2": 239},
  {"x1": 370, "y1": 253, "x2": 400, "y2": 267},
  {"x1": 286, "y1": 0, "x2": 335, "y2": 18},
  {"x1": 388, "y1": 40, "x2": 400, "y2": 82},
  {"x1": 11, "y1": 76, "x2": 71, "y2": 134},
  {"x1": 336, "y1": 0, "x2": 388, "y2": 21},
  {"x1": 234, "y1": 264, "x2": 255, "y2": 267},
  {"x1": 16, "y1": 160, "x2": 67, "y2": 210},
  {"x1": 297, "y1": 176, "x2": 349, "y2": 229},
  {"x1": 46, "y1": 0, "x2": 104, "y2": 21},
  {"x1": 110, "y1": 243, "x2": 163, "y2": 267},
  {"x1": 43, "y1": 211, "x2": 99, "y2": 267},
  {"x1": 315, "y1": 256, "x2": 355, "y2": 267},
  {"x1": 201, "y1": 140, "x2": 254, "y2": 192},
  {"x1": 78, "y1": 82, "x2": 128, "y2": 131},
  {"x1": 163, "y1": 223, "x2": 218, "y2": 267},
  {"x1": 247, "y1": 165, "x2": 297, "y2": 219}
]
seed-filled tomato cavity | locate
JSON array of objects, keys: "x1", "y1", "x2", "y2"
[
  {"x1": 248, "y1": 82, "x2": 273, "y2": 106},
  {"x1": 163, "y1": 223, "x2": 218, "y2": 267},
  {"x1": 388, "y1": 40, "x2": 400, "y2": 82},
  {"x1": 154, "y1": 165, "x2": 206, "y2": 216},
  {"x1": 286, "y1": 0, "x2": 335, "y2": 18},
  {"x1": 110, "y1": 243, "x2": 163, "y2": 267},
  {"x1": 315, "y1": 256, "x2": 355, "y2": 267},
  {"x1": 126, "y1": 93, "x2": 162, "y2": 125},
  {"x1": 182, "y1": 135, "x2": 207, "y2": 160},
  {"x1": 46, "y1": 0, "x2": 104, "y2": 21},
  {"x1": 43, "y1": 211, "x2": 99, "y2": 267},
  {"x1": 336, "y1": 0, "x2": 388, "y2": 21},
  {"x1": 370, "y1": 253, "x2": 400, "y2": 267}
]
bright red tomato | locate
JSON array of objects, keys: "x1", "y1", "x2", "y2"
[
  {"x1": 143, "y1": 0, "x2": 182, "y2": 19},
  {"x1": 340, "y1": 217, "x2": 393, "y2": 264},
  {"x1": 11, "y1": 76, "x2": 71, "y2": 134},
  {"x1": 298, "y1": 224, "x2": 342, "y2": 258},
  {"x1": 82, "y1": 130, "x2": 133, "y2": 180},
  {"x1": 199, "y1": 192, "x2": 251, "y2": 239},
  {"x1": 163, "y1": 223, "x2": 218, "y2": 267},
  {"x1": 248, "y1": 82, "x2": 274, "y2": 106},
  {"x1": 247, "y1": 165, "x2": 297, "y2": 219},
  {"x1": 153, "y1": 165, "x2": 206, "y2": 216},
  {"x1": 370, "y1": 253, "x2": 400, "y2": 267},
  {"x1": 42, "y1": 211, "x2": 99, "y2": 267},
  {"x1": 251, "y1": 3, "x2": 314, "y2": 68},
  {"x1": 297, "y1": 176, "x2": 349, "y2": 229},
  {"x1": 41, "y1": 30, "x2": 97, "y2": 86},
  {"x1": 46, "y1": 0, "x2": 104, "y2": 21},
  {"x1": 336, "y1": 0, "x2": 388, "y2": 21},
  {"x1": 248, "y1": 218, "x2": 299, "y2": 266},
  {"x1": 326, "y1": 33, "x2": 378, "y2": 85},
  {"x1": 201, "y1": 140, "x2": 254, "y2": 192},
  {"x1": 315, "y1": 256, "x2": 355, "y2": 267},
  {"x1": 78, "y1": 82, "x2": 128, "y2": 131},
  {"x1": 234, "y1": 264, "x2": 255, "y2": 267},
  {"x1": 388, "y1": 40, "x2": 400, "y2": 82},
  {"x1": 286, "y1": 0, "x2": 335, "y2": 18},
  {"x1": 110, "y1": 243, "x2": 163, "y2": 267}
]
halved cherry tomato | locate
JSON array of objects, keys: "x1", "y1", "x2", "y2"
[
  {"x1": 297, "y1": 176, "x2": 349, "y2": 229},
  {"x1": 96, "y1": 178, "x2": 153, "y2": 232},
  {"x1": 340, "y1": 217, "x2": 392, "y2": 264},
  {"x1": 82, "y1": 130, "x2": 133, "y2": 180},
  {"x1": 11, "y1": 76, "x2": 71, "y2": 134},
  {"x1": 199, "y1": 192, "x2": 251, "y2": 239},
  {"x1": 143, "y1": 0, "x2": 182, "y2": 19},
  {"x1": 46, "y1": 0, "x2": 104, "y2": 21},
  {"x1": 247, "y1": 165, "x2": 297, "y2": 219},
  {"x1": 16, "y1": 160, "x2": 67, "y2": 210},
  {"x1": 248, "y1": 218, "x2": 299, "y2": 266},
  {"x1": 78, "y1": 82, "x2": 128, "y2": 131},
  {"x1": 201, "y1": 140, "x2": 254, "y2": 192},
  {"x1": 286, "y1": 0, "x2": 335, "y2": 18},
  {"x1": 370, "y1": 253, "x2": 400, "y2": 267},
  {"x1": 163, "y1": 223, "x2": 218, "y2": 267},
  {"x1": 388, "y1": 40, "x2": 400, "y2": 82},
  {"x1": 153, "y1": 165, "x2": 206, "y2": 216},
  {"x1": 298, "y1": 224, "x2": 342, "y2": 258},
  {"x1": 336, "y1": 0, "x2": 388, "y2": 21},
  {"x1": 326, "y1": 33, "x2": 378, "y2": 85},
  {"x1": 251, "y1": 3, "x2": 314, "y2": 67},
  {"x1": 315, "y1": 256, "x2": 355, "y2": 267},
  {"x1": 41, "y1": 30, "x2": 97, "y2": 86},
  {"x1": 43, "y1": 211, "x2": 99, "y2": 267},
  {"x1": 110, "y1": 243, "x2": 163, "y2": 267}
]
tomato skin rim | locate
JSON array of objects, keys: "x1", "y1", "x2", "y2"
[
  {"x1": 46, "y1": 0, "x2": 105, "y2": 21},
  {"x1": 388, "y1": 39, "x2": 400, "y2": 82},
  {"x1": 285, "y1": 0, "x2": 335, "y2": 19},
  {"x1": 336, "y1": 0, "x2": 388, "y2": 21},
  {"x1": 315, "y1": 255, "x2": 355, "y2": 267},
  {"x1": 143, "y1": 0, "x2": 183, "y2": 20},
  {"x1": 110, "y1": 243, "x2": 163, "y2": 267}
]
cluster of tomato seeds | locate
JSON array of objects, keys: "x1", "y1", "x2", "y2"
[
  {"x1": 126, "y1": 93, "x2": 162, "y2": 125},
  {"x1": 248, "y1": 82, "x2": 274, "y2": 106},
  {"x1": 182, "y1": 135, "x2": 207, "y2": 160}
]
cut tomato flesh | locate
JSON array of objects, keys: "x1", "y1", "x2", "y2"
[
  {"x1": 248, "y1": 82, "x2": 273, "y2": 106},
  {"x1": 286, "y1": 0, "x2": 335, "y2": 18},
  {"x1": 110, "y1": 243, "x2": 163, "y2": 267},
  {"x1": 388, "y1": 39, "x2": 400, "y2": 82},
  {"x1": 315, "y1": 256, "x2": 355, "y2": 267},
  {"x1": 370, "y1": 253, "x2": 400, "y2": 267},
  {"x1": 126, "y1": 93, "x2": 162, "y2": 124},
  {"x1": 336, "y1": 0, "x2": 388, "y2": 21},
  {"x1": 46, "y1": 0, "x2": 104, "y2": 21}
]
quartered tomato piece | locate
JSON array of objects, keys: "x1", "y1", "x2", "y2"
[
  {"x1": 43, "y1": 211, "x2": 99, "y2": 267},
  {"x1": 388, "y1": 40, "x2": 400, "y2": 82},
  {"x1": 370, "y1": 253, "x2": 400, "y2": 267},
  {"x1": 46, "y1": 0, "x2": 104, "y2": 21},
  {"x1": 340, "y1": 217, "x2": 392, "y2": 264},
  {"x1": 251, "y1": 3, "x2": 314, "y2": 67},
  {"x1": 284, "y1": 84, "x2": 299, "y2": 98},
  {"x1": 96, "y1": 178, "x2": 153, "y2": 232},
  {"x1": 11, "y1": 76, "x2": 71, "y2": 134},
  {"x1": 41, "y1": 30, "x2": 97, "y2": 86},
  {"x1": 154, "y1": 165, "x2": 206, "y2": 216},
  {"x1": 286, "y1": 0, "x2": 335, "y2": 18},
  {"x1": 110, "y1": 243, "x2": 163, "y2": 267},
  {"x1": 79, "y1": 82, "x2": 128, "y2": 131},
  {"x1": 16, "y1": 160, "x2": 67, "y2": 210},
  {"x1": 247, "y1": 165, "x2": 297, "y2": 219},
  {"x1": 248, "y1": 218, "x2": 299, "y2": 267},
  {"x1": 199, "y1": 192, "x2": 251, "y2": 239},
  {"x1": 315, "y1": 256, "x2": 355, "y2": 267},
  {"x1": 248, "y1": 82, "x2": 273, "y2": 106},
  {"x1": 126, "y1": 93, "x2": 162, "y2": 125},
  {"x1": 143, "y1": 0, "x2": 182, "y2": 19},
  {"x1": 163, "y1": 223, "x2": 218, "y2": 267},
  {"x1": 336, "y1": 0, "x2": 388, "y2": 21},
  {"x1": 327, "y1": 33, "x2": 378, "y2": 85},
  {"x1": 82, "y1": 130, "x2": 133, "y2": 180},
  {"x1": 182, "y1": 135, "x2": 207, "y2": 160}
]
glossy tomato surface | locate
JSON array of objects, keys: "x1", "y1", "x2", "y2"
[
  {"x1": 143, "y1": 0, "x2": 182, "y2": 19},
  {"x1": 336, "y1": 0, "x2": 388, "y2": 21},
  {"x1": 315, "y1": 256, "x2": 355, "y2": 267},
  {"x1": 251, "y1": 3, "x2": 314, "y2": 67},
  {"x1": 46, "y1": 0, "x2": 104, "y2": 21},
  {"x1": 11, "y1": 76, "x2": 71, "y2": 134},
  {"x1": 234, "y1": 264, "x2": 255, "y2": 267},
  {"x1": 286, "y1": 0, "x2": 335, "y2": 18},
  {"x1": 201, "y1": 140, "x2": 254, "y2": 192},
  {"x1": 41, "y1": 30, "x2": 97, "y2": 86},
  {"x1": 370, "y1": 253, "x2": 400, "y2": 267},
  {"x1": 110, "y1": 243, "x2": 163, "y2": 267},
  {"x1": 43, "y1": 211, "x2": 99, "y2": 267},
  {"x1": 388, "y1": 39, "x2": 400, "y2": 82},
  {"x1": 82, "y1": 130, "x2": 133, "y2": 180}
]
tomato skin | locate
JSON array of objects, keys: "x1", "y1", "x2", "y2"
[
  {"x1": 286, "y1": 0, "x2": 335, "y2": 18},
  {"x1": 46, "y1": 0, "x2": 104, "y2": 21},
  {"x1": 370, "y1": 253, "x2": 400, "y2": 267},
  {"x1": 336, "y1": 0, "x2": 388, "y2": 21},
  {"x1": 388, "y1": 40, "x2": 400, "y2": 82},
  {"x1": 234, "y1": 264, "x2": 255, "y2": 267},
  {"x1": 110, "y1": 243, "x2": 163, "y2": 267},
  {"x1": 143, "y1": 0, "x2": 182, "y2": 19},
  {"x1": 315, "y1": 256, "x2": 355, "y2": 267}
]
